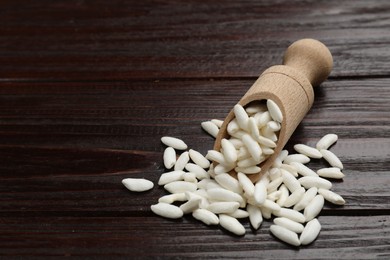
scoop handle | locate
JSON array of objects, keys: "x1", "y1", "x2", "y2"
[{"x1": 283, "y1": 38, "x2": 333, "y2": 86}]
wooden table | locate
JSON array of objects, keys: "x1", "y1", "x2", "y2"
[{"x1": 1, "y1": 0, "x2": 389, "y2": 258}]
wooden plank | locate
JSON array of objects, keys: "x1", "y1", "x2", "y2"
[
  {"x1": 0, "y1": 164, "x2": 388, "y2": 215},
  {"x1": 0, "y1": 79, "x2": 388, "y2": 214},
  {"x1": 1, "y1": 0, "x2": 388, "y2": 257},
  {"x1": 0, "y1": 215, "x2": 388, "y2": 257},
  {"x1": 0, "y1": 0, "x2": 390, "y2": 80}
]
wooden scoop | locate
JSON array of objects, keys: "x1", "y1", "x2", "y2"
[{"x1": 213, "y1": 39, "x2": 333, "y2": 183}]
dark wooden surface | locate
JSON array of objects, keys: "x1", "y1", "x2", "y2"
[{"x1": 0, "y1": 0, "x2": 389, "y2": 258}]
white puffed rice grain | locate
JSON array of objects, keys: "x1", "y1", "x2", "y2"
[
  {"x1": 219, "y1": 214, "x2": 246, "y2": 236},
  {"x1": 227, "y1": 119, "x2": 240, "y2": 135},
  {"x1": 206, "y1": 150, "x2": 230, "y2": 167},
  {"x1": 266, "y1": 99, "x2": 283, "y2": 123},
  {"x1": 268, "y1": 190, "x2": 282, "y2": 201},
  {"x1": 283, "y1": 154, "x2": 310, "y2": 165},
  {"x1": 274, "y1": 208, "x2": 306, "y2": 223},
  {"x1": 300, "y1": 218, "x2": 321, "y2": 245},
  {"x1": 257, "y1": 135, "x2": 277, "y2": 148},
  {"x1": 299, "y1": 176, "x2": 332, "y2": 190},
  {"x1": 151, "y1": 203, "x2": 184, "y2": 219},
  {"x1": 254, "y1": 181, "x2": 268, "y2": 205},
  {"x1": 230, "y1": 129, "x2": 246, "y2": 139},
  {"x1": 183, "y1": 172, "x2": 198, "y2": 183},
  {"x1": 269, "y1": 167, "x2": 282, "y2": 180},
  {"x1": 276, "y1": 184, "x2": 289, "y2": 207},
  {"x1": 320, "y1": 149, "x2": 343, "y2": 169},
  {"x1": 242, "y1": 134, "x2": 262, "y2": 162},
  {"x1": 228, "y1": 138, "x2": 244, "y2": 149},
  {"x1": 214, "y1": 164, "x2": 234, "y2": 174},
  {"x1": 267, "y1": 176, "x2": 283, "y2": 193},
  {"x1": 294, "y1": 144, "x2": 323, "y2": 159},
  {"x1": 207, "y1": 188, "x2": 244, "y2": 204},
  {"x1": 267, "y1": 191, "x2": 280, "y2": 200},
  {"x1": 262, "y1": 199, "x2": 281, "y2": 212},
  {"x1": 233, "y1": 104, "x2": 250, "y2": 131},
  {"x1": 316, "y1": 134, "x2": 338, "y2": 150},
  {"x1": 228, "y1": 209, "x2": 249, "y2": 219},
  {"x1": 261, "y1": 127, "x2": 278, "y2": 142},
  {"x1": 317, "y1": 167, "x2": 345, "y2": 179},
  {"x1": 258, "y1": 172, "x2": 270, "y2": 185},
  {"x1": 304, "y1": 195, "x2": 324, "y2": 221},
  {"x1": 237, "y1": 172, "x2": 255, "y2": 197},
  {"x1": 248, "y1": 116, "x2": 261, "y2": 140},
  {"x1": 267, "y1": 121, "x2": 281, "y2": 132},
  {"x1": 237, "y1": 146, "x2": 251, "y2": 160},
  {"x1": 214, "y1": 173, "x2": 243, "y2": 194},
  {"x1": 245, "y1": 103, "x2": 267, "y2": 114},
  {"x1": 272, "y1": 157, "x2": 283, "y2": 168},
  {"x1": 237, "y1": 157, "x2": 260, "y2": 168},
  {"x1": 277, "y1": 150, "x2": 289, "y2": 162},
  {"x1": 207, "y1": 201, "x2": 240, "y2": 214},
  {"x1": 270, "y1": 224, "x2": 300, "y2": 246},
  {"x1": 281, "y1": 169, "x2": 302, "y2": 192},
  {"x1": 158, "y1": 170, "x2": 185, "y2": 185},
  {"x1": 164, "y1": 181, "x2": 197, "y2": 194},
  {"x1": 255, "y1": 111, "x2": 271, "y2": 128},
  {"x1": 184, "y1": 163, "x2": 209, "y2": 180},
  {"x1": 293, "y1": 187, "x2": 318, "y2": 212},
  {"x1": 163, "y1": 147, "x2": 176, "y2": 169},
  {"x1": 235, "y1": 165, "x2": 261, "y2": 175},
  {"x1": 180, "y1": 197, "x2": 201, "y2": 214},
  {"x1": 191, "y1": 189, "x2": 208, "y2": 199},
  {"x1": 274, "y1": 217, "x2": 304, "y2": 233},
  {"x1": 158, "y1": 193, "x2": 187, "y2": 204},
  {"x1": 189, "y1": 149, "x2": 210, "y2": 169},
  {"x1": 208, "y1": 165, "x2": 216, "y2": 178},
  {"x1": 206, "y1": 181, "x2": 223, "y2": 190},
  {"x1": 289, "y1": 162, "x2": 318, "y2": 177},
  {"x1": 187, "y1": 191, "x2": 210, "y2": 209},
  {"x1": 161, "y1": 136, "x2": 187, "y2": 150},
  {"x1": 211, "y1": 119, "x2": 223, "y2": 128},
  {"x1": 201, "y1": 121, "x2": 219, "y2": 138},
  {"x1": 221, "y1": 138, "x2": 238, "y2": 164},
  {"x1": 259, "y1": 205, "x2": 272, "y2": 219},
  {"x1": 247, "y1": 204, "x2": 263, "y2": 229},
  {"x1": 192, "y1": 209, "x2": 219, "y2": 225},
  {"x1": 197, "y1": 179, "x2": 215, "y2": 189},
  {"x1": 174, "y1": 151, "x2": 190, "y2": 171},
  {"x1": 122, "y1": 178, "x2": 154, "y2": 192},
  {"x1": 280, "y1": 164, "x2": 298, "y2": 177},
  {"x1": 318, "y1": 188, "x2": 346, "y2": 205},
  {"x1": 283, "y1": 187, "x2": 305, "y2": 208},
  {"x1": 267, "y1": 190, "x2": 281, "y2": 202},
  {"x1": 262, "y1": 146, "x2": 275, "y2": 155}
]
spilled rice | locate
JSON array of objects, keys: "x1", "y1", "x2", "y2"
[{"x1": 123, "y1": 101, "x2": 346, "y2": 247}]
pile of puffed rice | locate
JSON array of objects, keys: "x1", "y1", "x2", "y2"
[{"x1": 122, "y1": 101, "x2": 345, "y2": 247}]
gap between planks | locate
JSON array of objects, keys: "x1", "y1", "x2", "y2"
[{"x1": 1, "y1": 74, "x2": 390, "y2": 84}]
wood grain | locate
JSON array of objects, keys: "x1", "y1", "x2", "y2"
[
  {"x1": 0, "y1": 0, "x2": 389, "y2": 257},
  {"x1": 0, "y1": 0, "x2": 390, "y2": 80},
  {"x1": 0, "y1": 216, "x2": 388, "y2": 257},
  {"x1": 0, "y1": 80, "x2": 388, "y2": 216}
]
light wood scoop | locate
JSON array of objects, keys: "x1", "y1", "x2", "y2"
[{"x1": 214, "y1": 38, "x2": 333, "y2": 183}]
